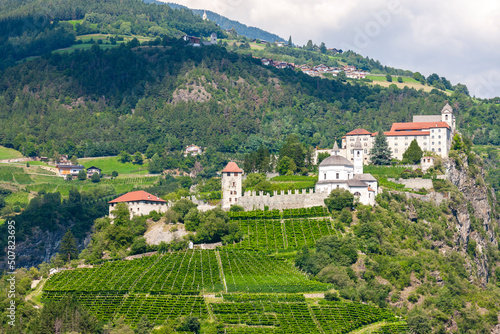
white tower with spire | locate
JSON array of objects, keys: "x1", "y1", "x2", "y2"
[
  {"x1": 202, "y1": 10, "x2": 208, "y2": 21},
  {"x1": 441, "y1": 102, "x2": 455, "y2": 131},
  {"x1": 353, "y1": 137, "x2": 363, "y2": 175}
]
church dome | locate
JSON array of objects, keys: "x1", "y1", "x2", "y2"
[{"x1": 319, "y1": 155, "x2": 353, "y2": 167}]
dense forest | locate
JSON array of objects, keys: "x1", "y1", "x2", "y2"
[
  {"x1": 0, "y1": 0, "x2": 225, "y2": 68},
  {"x1": 0, "y1": 36, "x2": 498, "y2": 159}
]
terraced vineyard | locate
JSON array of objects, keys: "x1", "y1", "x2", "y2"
[
  {"x1": 42, "y1": 250, "x2": 409, "y2": 331},
  {"x1": 228, "y1": 218, "x2": 335, "y2": 251},
  {"x1": 211, "y1": 296, "x2": 407, "y2": 333},
  {"x1": 42, "y1": 292, "x2": 207, "y2": 326},
  {"x1": 219, "y1": 250, "x2": 329, "y2": 293},
  {"x1": 44, "y1": 250, "x2": 223, "y2": 294}
]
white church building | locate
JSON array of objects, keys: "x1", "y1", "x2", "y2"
[{"x1": 315, "y1": 140, "x2": 378, "y2": 205}]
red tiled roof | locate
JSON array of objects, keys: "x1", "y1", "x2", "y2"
[
  {"x1": 108, "y1": 190, "x2": 167, "y2": 204},
  {"x1": 390, "y1": 122, "x2": 450, "y2": 131},
  {"x1": 345, "y1": 128, "x2": 373, "y2": 136},
  {"x1": 384, "y1": 131, "x2": 430, "y2": 136},
  {"x1": 222, "y1": 162, "x2": 243, "y2": 173}
]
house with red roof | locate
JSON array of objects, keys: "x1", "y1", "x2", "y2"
[
  {"x1": 108, "y1": 190, "x2": 169, "y2": 219},
  {"x1": 341, "y1": 103, "x2": 455, "y2": 162}
]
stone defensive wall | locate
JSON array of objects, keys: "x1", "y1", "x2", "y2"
[{"x1": 237, "y1": 188, "x2": 329, "y2": 211}]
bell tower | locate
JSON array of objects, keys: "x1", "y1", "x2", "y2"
[{"x1": 353, "y1": 137, "x2": 363, "y2": 175}]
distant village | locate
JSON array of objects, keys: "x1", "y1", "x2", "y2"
[{"x1": 259, "y1": 59, "x2": 369, "y2": 79}]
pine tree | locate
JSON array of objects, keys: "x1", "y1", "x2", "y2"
[
  {"x1": 370, "y1": 132, "x2": 392, "y2": 165},
  {"x1": 59, "y1": 230, "x2": 78, "y2": 263},
  {"x1": 288, "y1": 36, "x2": 292, "y2": 46},
  {"x1": 402, "y1": 139, "x2": 423, "y2": 164}
]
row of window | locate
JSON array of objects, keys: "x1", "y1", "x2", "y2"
[
  {"x1": 228, "y1": 198, "x2": 238, "y2": 202},
  {"x1": 229, "y1": 190, "x2": 237, "y2": 195}
]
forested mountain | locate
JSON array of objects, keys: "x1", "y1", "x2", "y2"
[
  {"x1": 0, "y1": 37, "x2": 497, "y2": 159},
  {"x1": 162, "y1": 2, "x2": 285, "y2": 42},
  {"x1": 0, "y1": 0, "x2": 225, "y2": 68}
]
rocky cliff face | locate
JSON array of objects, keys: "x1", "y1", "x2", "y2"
[
  {"x1": 1, "y1": 226, "x2": 90, "y2": 270},
  {"x1": 445, "y1": 155, "x2": 498, "y2": 285}
]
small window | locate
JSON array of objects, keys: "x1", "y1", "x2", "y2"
[
  {"x1": 438, "y1": 148, "x2": 442, "y2": 152},
  {"x1": 229, "y1": 198, "x2": 232, "y2": 202},
  {"x1": 438, "y1": 135, "x2": 441, "y2": 139},
  {"x1": 227, "y1": 173, "x2": 230, "y2": 176},
  {"x1": 395, "y1": 149, "x2": 398, "y2": 153},
  {"x1": 234, "y1": 191, "x2": 237, "y2": 195},
  {"x1": 432, "y1": 136, "x2": 434, "y2": 139},
  {"x1": 336, "y1": 185, "x2": 339, "y2": 189},
  {"x1": 230, "y1": 191, "x2": 233, "y2": 195},
  {"x1": 234, "y1": 172, "x2": 238, "y2": 176},
  {"x1": 432, "y1": 142, "x2": 434, "y2": 145},
  {"x1": 438, "y1": 142, "x2": 441, "y2": 145},
  {"x1": 354, "y1": 192, "x2": 361, "y2": 196},
  {"x1": 324, "y1": 173, "x2": 326, "y2": 180},
  {"x1": 445, "y1": 115, "x2": 448, "y2": 120},
  {"x1": 235, "y1": 198, "x2": 237, "y2": 202},
  {"x1": 364, "y1": 149, "x2": 367, "y2": 153},
  {"x1": 233, "y1": 182, "x2": 235, "y2": 187},
  {"x1": 357, "y1": 151, "x2": 360, "y2": 157},
  {"x1": 336, "y1": 173, "x2": 339, "y2": 180}
]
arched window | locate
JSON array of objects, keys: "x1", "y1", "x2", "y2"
[
  {"x1": 445, "y1": 115, "x2": 448, "y2": 120},
  {"x1": 395, "y1": 149, "x2": 398, "y2": 153},
  {"x1": 324, "y1": 173, "x2": 326, "y2": 180},
  {"x1": 336, "y1": 173, "x2": 339, "y2": 179},
  {"x1": 354, "y1": 192, "x2": 361, "y2": 196},
  {"x1": 438, "y1": 148, "x2": 441, "y2": 152},
  {"x1": 357, "y1": 151, "x2": 360, "y2": 157}
]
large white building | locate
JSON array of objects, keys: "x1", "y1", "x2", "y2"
[
  {"x1": 315, "y1": 140, "x2": 378, "y2": 205},
  {"x1": 342, "y1": 103, "x2": 455, "y2": 163}
]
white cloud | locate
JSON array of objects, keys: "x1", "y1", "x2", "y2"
[{"x1": 165, "y1": 0, "x2": 500, "y2": 97}]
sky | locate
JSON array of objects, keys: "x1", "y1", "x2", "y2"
[{"x1": 164, "y1": 0, "x2": 500, "y2": 98}]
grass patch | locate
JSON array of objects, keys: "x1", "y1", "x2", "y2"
[
  {"x1": 0, "y1": 146, "x2": 23, "y2": 160},
  {"x1": 5, "y1": 191, "x2": 32, "y2": 205},
  {"x1": 80, "y1": 156, "x2": 149, "y2": 175},
  {"x1": 13, "y1": 173, "x2": 33, "y2": 184},
  {"x1": 364, "y1": 165, "x2": 408, "y2": 179},
  {"x1": 0, "y1": 218, "x2": 4, "y2": 226}
]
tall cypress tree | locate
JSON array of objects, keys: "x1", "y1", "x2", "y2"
[
  {"x1": 59, "y1": 230, "x2": 78, "y2": 263},
  {"x1": 402, "y1": 139, "x2": 423, "y2": 164},
  {"x1": 370, "y1": 132, "x2": 392, "y2": 165}
]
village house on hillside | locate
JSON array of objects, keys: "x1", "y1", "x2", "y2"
[
  {"x1": 56, "y1": 164, "x2": 85, "y2": 177},
  {"x1": 108, "y1": 190, "x2": 168, "y2": 219},
  {"x1": 342, "y1": 103, "x2": 455, "y2": 163},
  {"x1": 86, "y1": 166, "x2": 101, "y2": 178},
  {"x1": 184, "y1": 144, "x2": 203, "y2": 157}
]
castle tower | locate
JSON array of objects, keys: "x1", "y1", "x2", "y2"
[
  {"x1": 353, "y1": 137, "x2": 363, "y2": 175},
  {"x1": 202, "y1": 10, "x2": 208, "y2": 21},
  {"x1": 221, "y1": 162, "x2": 243, "y2": 209},
  {"x1": 210, "y1": 32, "x2": 217, "y2": 45},
  {"x1": 441, "y1": 102, "x2": 455, "y2": 131}
]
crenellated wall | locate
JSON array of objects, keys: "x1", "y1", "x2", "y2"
[{"x1": 236, "y1": 188, "x2": 330, "y2": 211}]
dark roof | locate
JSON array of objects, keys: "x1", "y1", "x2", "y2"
[
  {"x1": 87, "y1": 166, "x2": 101, "y2": 170},
  {"x1": 319, "y1": 155, "x2": 353, "y2": 167},
  {"x1": 353, "y1": 174, "x2": 377, "y2": 182},
  {"x1": 56, "y1": 164, "x2": 84, "y2": 169},
  {"x1": 347, "y1": 179, "x2": 369, "y2": 187}
]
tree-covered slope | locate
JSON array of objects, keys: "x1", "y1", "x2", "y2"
[
  {"x1": 162, "y1": 2, "x2": 286, "y2": 42},
  {"x1": 2, "y1": 38, "x2": 495, "y2": 160}
]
